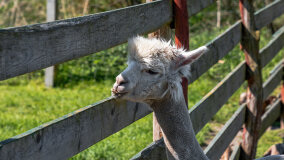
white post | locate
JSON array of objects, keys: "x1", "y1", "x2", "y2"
[{"x1": 45, "y1": 0, "x2": 57, "y2": 87}]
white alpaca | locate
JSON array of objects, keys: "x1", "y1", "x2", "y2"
[{"x1": 112, "y1": 36, "x2": 284, "y2": 160}]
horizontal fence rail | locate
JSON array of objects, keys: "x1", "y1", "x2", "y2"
[
  {"x1": 132, "y1": 1, "x2": 284, "y2": 157},
  {"x1": 0, "y1": 9, "x2": 245, "y2": 160},
  {"x1": 0, "y1": 0, "x2": 241, "y2": 159},
  {"x1": 190, "y1": 61, "x2": 246, "y2": 133},
  {"x1": 205, "y1": 61, "x2": 283, "y2": 160},
  {"x1": 189, "y1": 21, "x2": 241, "y2": 83},
  {"x1": 0, "y1": 98, "x2": 151, "y2": 160},
  {"x1": 1, "y1": 0, "x2": 284, "y2": 159},
  {"x1": 0, "y1": 0, "x2": 222, "y2": 82},
  {"x1": 229, "y1": 61, "x2": 283, "y2": 160},
  {"x1": 0, "y1": 0, "x2": 172, "y2": 81},
  {"x1": 263, "y1": 60, "x2": 283, "y2": 99},
  {"x1": 260, "y1": 25, "x2": 284, "y2": 68},
  {"x1": 260, "y1": 99, "x2": 282, "y2": 136},
  {"x1": 204, "y1": 104, "x2": 246, "y2": 160},
  {"x1": 255, "y1": 0, "x2": 284, "y2": 30},
  {"x1": 230, "y1": 99, "x2": 283, "y2": 160},
  {"x1": 187, "y1": 0, "x2": 215, "y2": 17}
]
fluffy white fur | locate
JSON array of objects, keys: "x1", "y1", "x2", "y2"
[
  {"x1": 112, "y1": 36, "x2": 284, "y2": 160},
  {"x1": 126, "y1": 36, "x2": 197, "y2": 102},
  {"x1": 112, "y1": 36, "x2": 208, "y2": 160}
]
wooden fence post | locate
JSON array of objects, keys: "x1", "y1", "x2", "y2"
[
  {"x1": 148, "y1": 0, "x2": 190, "y2": 142},
  {"x1": 174, "y1": 0, "x2": 189, "y2": 107},
  {"x1": 146, "y1": 0, "x2": 172, "y2": 141},
  {"x1": 45, "y1": 0, "x2": 58, "y2": 88},
  {"x1": 239, "y1": 0, "x2": 264, "y2": 159}
]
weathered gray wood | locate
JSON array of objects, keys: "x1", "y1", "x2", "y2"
[
  {"x1": 131, "y1": 138, "x2": 166, "y2": 160},
  {"x1": 0, "y1": 98, "x2": 152, "y2": 160},
  {"x1": 189, "y1": 21, "x2": 241, "y2": 83},
  {"x1": 0, "y1": 0, "x2": 172, "y2": 81},
  {"x1": 190, "y1": 61, "x2": 246, "y2": 133},
  {"x1": 239, "y1": 0, "x2": 263, "y2": 159},
  {"x1": 261, "y1": 25, "x2": 284, "y2": 68},
  {"x1": 270, "y1": 59, "x2": 283, "y2": 76},
  {"x1": 263, "y1": 61, "x2": 283, "y2": 99},
  {"x1": 230, "y1": 144, "x2": 241, "y2": 160},
  {"x1": 187, "y1": 0, "x2": 215, "y2": 17},
  {"x1": 260, "y1": 99, "x2": 281, "y2": 136},
  {"x1": 45, "y1": 0, "x2": 58, "y2": 88},
  {"x1": 131, "y1": 61, "x2": 246, "y2": 159},
  {"x1": 204, "y1": 104, "x2": 246, "y2": 160},
  {"x1": 255, "y1": 0, "x2": 284, "y2": 30},
  {"x1": 131, "y1": 3, "x2": 284, "y2": 159},
  {"x1": 264, "y1": 0, "x2": 276, "y2": 34}
]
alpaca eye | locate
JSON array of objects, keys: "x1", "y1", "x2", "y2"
[{"x1": 145, "y1": 69, "x2": 158, "y2": 75}]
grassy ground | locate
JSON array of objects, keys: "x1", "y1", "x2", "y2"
[
  {"x1": 0, "y1": 79, "x2": 112, "y2": 140},
  {"x1": 1, "y1": 25, "x2": 284, "y2": 159},
  {"x1": 256, "y1": 129, "x2": 284, "y2": 158}
]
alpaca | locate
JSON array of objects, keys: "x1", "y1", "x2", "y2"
[{"x1": 111, "y1": 36, "x2": 284, "y2": 160}]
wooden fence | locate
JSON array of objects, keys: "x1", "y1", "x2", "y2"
[{"x1": 0, "y1": 0, "x2": 284, "y2": 159}]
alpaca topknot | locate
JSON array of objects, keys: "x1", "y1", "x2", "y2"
[
  {"x1": 127, "y1": 36, "x2": 192, "y2": 102},
  {"x1": 127, "y1": 36, "x2": 184, "y2": 63}
]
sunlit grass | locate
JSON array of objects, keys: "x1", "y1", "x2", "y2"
[
  {"x1": 256, "y1": 129, "x2": 284, "y2": 158},
  {"x1": 0, "y1": 79, "x2": 112, "y2": 141},
  {"x1": 0, "y1": 25, "x2": 283, "y2": 159}
]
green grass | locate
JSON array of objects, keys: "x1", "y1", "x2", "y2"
[
  {"x1": 1, "y1": 0, "x2": 284, "y2": 159},
  {"x1": 0, "y1": 79, "x2": 112, "y2": 140},
  {"x1": 72, "y1": 114, "x2": 153, "y2": 160},
  {"x1": 0, "y1": 78, "x2": 154, "y2": 159},
  {"x1": 256, "y1": 129, "x2": 284, "y2": 158},
  {"x1": 1, "y1": 25, "x2": 284, "y2": 159}
]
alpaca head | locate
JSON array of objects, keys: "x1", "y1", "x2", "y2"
[{"x1": 112, "y1": 36, "x2": 207, "y2": 103}]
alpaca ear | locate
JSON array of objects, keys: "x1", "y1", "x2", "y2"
[{"x1": 178, "y1": 46, "x2": 208, "y2": 67}]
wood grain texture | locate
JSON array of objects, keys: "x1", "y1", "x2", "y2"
[
  {"x1": 239, "y1": 0, "x2": 263, "y2": 159},
  {"x1": 131, "y1": 3, "x2": 283, "y2": 159},
  {"x1": 263, "y1": 61, "x2": 283, "y2": 99},
  {"x1": 174, "y1": 0, "x2": 190, "y2": 107},
  {"x1": 187, "y1": 0, "x2": 215, "y2": 17},
  {"x1": 189, "y1": 21, "x2": 241, "y2": 83},
  {"x1": 261, "y1": 25, "x2": 284, "y2": 68},
  {"x1": 0, "y1": 0, "x2": 172, "y2": 81},
  {"x1": 255, "y1": 0, "x2": 284, "y2": 30},
  {"x1": 131, "y1": 138, "x2": 166, "y2": 160},
  {"x1": 260, "y1": 99, "x2": 281, "y2": 136},
  {"x1": 204, "y1": 104, "x2": 246, "y2": 160},
  {"x1": 0, "y1": 98, "x2": 152, "y2": 160},
  {"x1": 190, "y1": 61, "x2": 246, "y2": 133}
]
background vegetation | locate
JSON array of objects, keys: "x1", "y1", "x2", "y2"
[{"x1": 0, "y1": 0, "x2": 284, "y2": 159}]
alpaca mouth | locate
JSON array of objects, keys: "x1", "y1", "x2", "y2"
[
  {"x1": 111, "y1": 87, "x2": 128, "y2": 98},
  {"x1": 112, "y1": 92, "x2": 128, "y2": 98}
]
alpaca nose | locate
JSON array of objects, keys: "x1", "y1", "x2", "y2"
[{"x1": 116, "y1": 74, "x2": 128, "y2": 86}]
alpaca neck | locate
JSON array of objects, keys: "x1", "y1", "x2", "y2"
[{"x1": 150, "y1": 94, "x2": 208, "y2": 160}]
